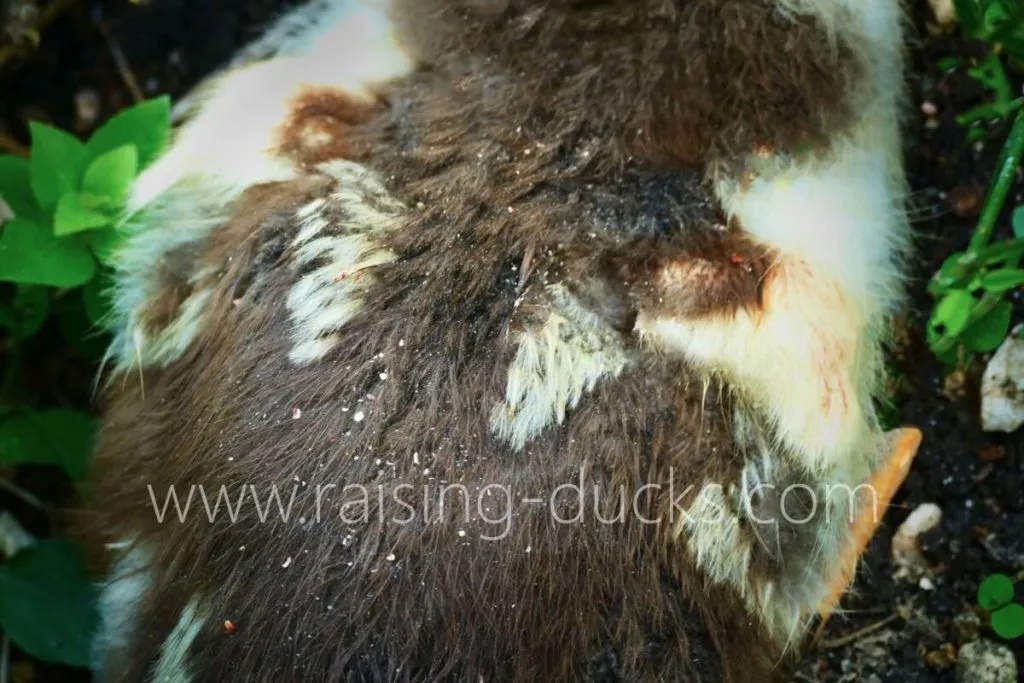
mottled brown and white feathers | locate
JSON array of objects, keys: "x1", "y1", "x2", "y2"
[{"x1": 83, "y1": 1, "x2": 911, "y2": 681}]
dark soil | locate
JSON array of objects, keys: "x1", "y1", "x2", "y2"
[{"x1": 0, "y1": 1, "x2": 1021, "y2": 681}]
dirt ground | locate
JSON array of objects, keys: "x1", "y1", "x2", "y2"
[{"x1": 0, "y1": 1, "x2": 1021, "y2": 681}]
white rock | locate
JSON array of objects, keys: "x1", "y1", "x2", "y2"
[
  {"x1": 981, "y1": 324, "x2": 1024, "y2": 433},
  {"x1": 892, "y1": 503, "x2": 943, "y2": 575},
  {"x1": 956, "y1": 639, "x2": 1018, "y2": 683}
]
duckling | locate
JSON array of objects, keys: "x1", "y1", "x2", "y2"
[{"x1": 83, "y1": 0, "x2": 919, "y2": 681}]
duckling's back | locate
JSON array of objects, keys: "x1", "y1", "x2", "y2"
[{"x1": 84, "y1": 1, "x2": 911, "y2": 681}]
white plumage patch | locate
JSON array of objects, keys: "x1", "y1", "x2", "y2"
[
  {"x1": 647, "y1": 0, "x2": 908, "y2": 478},
  {"x1": 108, "y1": 1, "x2": 414, "y2": 377},
  {"x1": 286, "y1": 161, "x2": 406, "y2": 364},
  {"x1": 680, "y1": 405, "x2": 893, "y2": 645},
  {"x1": 129, "y1": 0, "x2": 413, "y2": 214},
  {"x1": 639, "y1": 260, "x2": 879, "y2": 477},
  {"x1": 106, "y1": 186, "x2": 226, "y2": 374},
  {"x1": 151, "y1": 597, "x2": 210, "y2": 683},
  {"x1": 92, "y1": 543, "x2": 215, "y2": 681},
  {"x1": 491, "y1": 285, "x2": 631, "y2": 450},
  {"x1": 93, "y1": 540, "x2": 153, "y2": 672},
  {"x1": 679, "y1": 483, "x2": 753, "y2": 594}
]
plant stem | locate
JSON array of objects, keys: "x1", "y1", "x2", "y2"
[
  {"x1": 968, "y1": 107, "x2": 1024, "y2": 254},
  {"x1": 931, "y1": 106, "x2": 1024, "y2": 357}
]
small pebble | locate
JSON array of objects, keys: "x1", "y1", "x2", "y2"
[
  {"x1": 980, "y1": 325, "x2": 1024, "y2": 433},
  {"x1": 892, "y1": 503, "x2": 943, "y2": 576},
  {"x1": 74, "y1": 89, "x2": 101, "y2": 129},
  {"x1": 956, "y1": 639, "x2": 1018, "y2": 683}
]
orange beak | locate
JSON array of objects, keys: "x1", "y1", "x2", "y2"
[{"x1": 817, "y1": 426, "x2": 923, "y2": 620}]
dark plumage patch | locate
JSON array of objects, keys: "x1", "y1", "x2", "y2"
[
  {"x1": 390, "y1": 0, "x2": 864, "y2": 167},
  {"x1": 135, "y1": 241, "x2": 205, "y2": 336}
]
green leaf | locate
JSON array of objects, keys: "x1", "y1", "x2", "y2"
[
  {"x1": 3, "y1": 284, "x2": 50, "y2": 339},
  {"x1": 930, "y1": 252, "x2": 972, "y2": 294},
  {"x1": 979, "y1": 573, "x2": 1016, "y2": 611},
  {"x1": 954, "y1": 0, "x2": 984, "y2": 35},
  {"x1": 1013, "y1": 206, "x2": 1024, "y2": 238},
  {"x1": 992, "y1": 603, "x2": 1024, "y2": 640},
  {"x1": 962, "y1": 300, "x2": 1014, "y2": 352},
  {"x1": 983, "y1": 2, "x2": 1010, "y2": 32},
  {"x1": 28, "y1": 122, "x2": 89, "y2": 211},
  {"x1": 0, "y1": 218, "x2": 96, "y2": 287},
  {"x1": 54, "y1": 192, "x2": 114, "y2": 236},
  {"x1": 85, "y1": 225, "x2": 125, "y2": 266},
  {"x1": 981, "y1": 268, "x2": 1024, "y2": 292},
  {"x1": 87, "y1": 96, "x2": 171, "y2": 171},
  {"x1": 0, "y1": 539, "x2": 99, "y2": 669},
  {"x1": 0, "y1": 409, "x2": 96, "y2": 479},
  {"x1": 81, "y1": 144, "x2": 138, "y2": 202},
  {"x1": 930, "y1": 290, "x2": 975, "y2": 339},
  {"x1": 980, "y1": 238, "x2": 1024, "y2": 265},
  {"x1": 0, "y1": 155, "x2": 44, "y2": 222}
]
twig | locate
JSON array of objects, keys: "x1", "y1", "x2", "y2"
[
  {"x1": 817, "y1": 612, "x2": 901, "y2": 649},
  {"x1": 92, "y1": 11, "x2": 144, "y2": 103},
  {"x1": 0, "y1": 0, "x2": 80, "y2": 72},
  {"x1": 0, "y1": 476, "x2": 48, "y2": 512}
]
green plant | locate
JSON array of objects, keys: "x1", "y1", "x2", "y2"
[
  {"x1": 954, "y1": 0, "x2": 1024, "y2": 59},
  {"x1": 952, "y1": 0, "x2": 1024, "y2": 128},
  {"x1": 0, "y1": 95, "x2": 171, "y2": 668},
  {"x1": 978, "y1": 573, "x2": 1024, "y2": 641},
  {"x1": 927, "y1": 2, "x2": 1024, "y2": 367}
]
